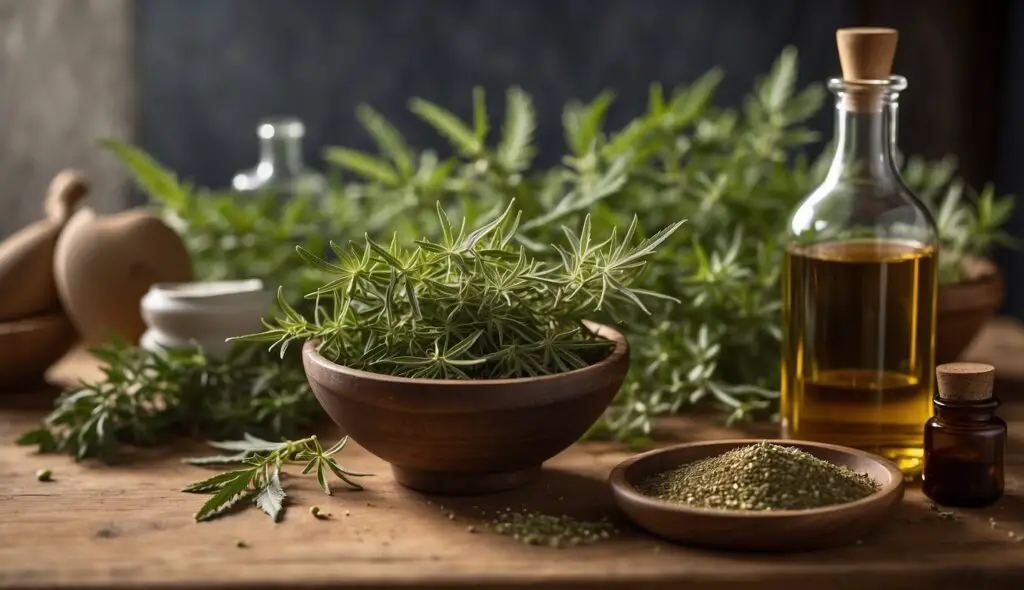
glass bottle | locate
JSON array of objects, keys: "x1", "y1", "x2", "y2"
[
  {"x1": 923, "y1": 363, "x2": 1005, "y2": 507},
  {"x1": 781, "y1": 28, "x2": 939, "y2": 474},
  {"x1": 231, "y1": 117, "x2": 327, "y2": 201}
]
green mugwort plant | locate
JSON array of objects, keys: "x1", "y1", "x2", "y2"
[{"x1": 239, "y1": 201, "x2": 685, "y2": 379}]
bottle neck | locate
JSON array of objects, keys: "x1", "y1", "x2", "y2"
[
  {"x1": 259, "y1": 135, "x2": 304, "y2": 176},
  {"x1": 824, "y1": 93, "x2": 900, "y2": 185}
]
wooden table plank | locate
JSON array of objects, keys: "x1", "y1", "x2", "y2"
[{"x1": 1, "y1": 325, "x2": 1024, "y2": 590}]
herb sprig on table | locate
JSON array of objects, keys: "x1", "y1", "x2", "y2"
[
  {"x1": 17, "y1": 339, "x2": 321, "y2": 463},
  {"x1": 183, "y1": 434, "x2": 369, "y2": 522}
]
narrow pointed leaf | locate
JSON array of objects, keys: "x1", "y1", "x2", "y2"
[
  {"x1": 182, "y1": 469, "x2": 253, "y2": 493},
  {"x1": 296, "y1": 246, "x2": 345, "y2": 273},
  {"x1": 762, "y1": 46, "x2": 797, "y2": 110},
  {"x1": 355, "y1": 104, "x2": 413, "y2": 178},
  {"x1": 436, "y1": 202, "x2": 455, "y2": 247},
  {"x1": 100, "y1": 139, "x2": 189, "y2": 209},
  {"x1": 324, "y1": 147, "x2": 400, "y2": 186},
  {"x1": 607, "y1": 276, "x2": 651, "y2": 315},
  {"x1": 460, "y1": 200, "x2": 516, "y2": 251},
  {"x1": 182, "y1": 452, "x2": 251, "y2": 466},
  {"x1": 316, "y1": 462, "x2": 332, "y2": 495},
  {"x1": 205, "y1": 436, "x2": 284, "y2": 453},
  {"x1": 254, "y1": 466, "x2": 287, "y2": 522},
  {"x1": 446, "y1": 331, "x2": 482, "y2": 357},
  {"x1": 366, "y1": 236, "x2": 406, "y2": 269},
  {"x1": 194, "y1": 469, "x2": 255, "y2": 521},
  {"x1": 497, "y1": 86, "x2": 536, "y2": 172},
  {"x1": 409, "y1": 98, "x2": 481, "y2": 156},
  {"x1": 326, "y1": 460, "x2": 369, "y2": 490},
  {"x1": 323, "y1": 436, "x2": 349, "y2": 456},
  {"x1": 472, "y1": 86, "x2": 489, "y2": 141}
]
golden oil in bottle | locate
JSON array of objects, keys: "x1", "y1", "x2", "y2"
[
  {"x1": 781, "y1": 239, "x2": 937, "y2": 472},
  {"x1": 782, "y1": 28, "x2": 939, "y2": 475}
]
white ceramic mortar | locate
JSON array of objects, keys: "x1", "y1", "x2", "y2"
[{"x1": 139, "y1": 279, "x2": 272, "y2": 358}]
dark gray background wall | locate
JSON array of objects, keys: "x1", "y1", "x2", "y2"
[
  {"x1": 2, "y1": 0, "x2": 1020, "y2": 316},
  {"x1": 136, "y1": 0, "x2": 1008, "y2": 188},
  {"x1": 136, "y1": 0, "x2": 848, "y2": 187}
]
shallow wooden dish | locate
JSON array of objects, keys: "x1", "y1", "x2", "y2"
[
  {"x1": 0, "y1": 310, "x2": 76, "y2": 389},
  {"x1": 609, "y1": 439, "x2": 905, "y2": 552}
]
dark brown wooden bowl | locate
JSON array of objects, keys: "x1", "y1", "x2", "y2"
[
  {"x1": 609, "y1": 439, "x2": 905, "y2": 552},
  {"x1": 302, "y1": 322, "x2": 629, "y2": 495},
  {"x1": 0, "y1": 310, "x2": 76, "y2": 389},
  {"x1": 937, "y1": 267, "x2": 1003, "y2": 365}
]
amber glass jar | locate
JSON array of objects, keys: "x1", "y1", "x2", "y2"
[{"x1": 922, "y1": 363, "x2": 1005, "y2": 507}]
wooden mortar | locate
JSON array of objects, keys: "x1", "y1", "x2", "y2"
[{"x1": 0, "y1": 171, "x2": 88, "y2": 321}]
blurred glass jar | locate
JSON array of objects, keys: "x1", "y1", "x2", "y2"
[{"x1": 231, "y1": 117, "x2": 327, "y2": 200}]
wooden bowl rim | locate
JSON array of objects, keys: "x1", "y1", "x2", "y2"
[
  {"x1": 609, "y1": 438, "x2": 904, "y2": 519},
  {"x1": 939, "y1": 269, "x2": 1004, "y2": 293},
  {"x1": 0, "y1": 310, "x2": 71, "y2": 336},
  {"x1": 944, "y1": 271, "x2": 1003, "y2": 287},
  {"x1": 937, "y1": 271, "x2": 1004, "y2": 312},
  {"x1": 302, "y1": 320, "x2": 627, "y2": 387}
]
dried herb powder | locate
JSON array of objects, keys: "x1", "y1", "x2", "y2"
[
  {"x1": 638, "y1": 442, "x2": 879, "y2": 511},
  {"x1": 488, "y1": 509, "x2": 617, "y2": 548}
]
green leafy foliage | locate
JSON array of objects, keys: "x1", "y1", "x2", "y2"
[
  {"x1": 102, "y1": 139, "x2": 330, "y2": 299},
  {"x1": 103, "y1": 48, "x2": 1014, "y2": 443},
  {"x1": 17, "y1": 339, "x2": 320, "y2": 463},
  {"x1": 903, "y1": 154, "x2": 1017, "y2": 283},
  {"x1": 239, "y1": 201, "x2": 684, "y2": 379},
  {"x1": 183, "y1": 434, "x2": 369, "y2": 522}
]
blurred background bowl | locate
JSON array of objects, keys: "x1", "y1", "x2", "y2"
[{"x1": 0, "y1": 311, "x2": 77, "y2": 389}]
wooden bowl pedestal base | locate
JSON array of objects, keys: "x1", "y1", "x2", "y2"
[{"x1": 391, "y1": 465, "x2": 540, "y2": 495}]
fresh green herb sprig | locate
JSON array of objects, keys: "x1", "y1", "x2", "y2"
[
  {"x1": 240, "y1": 201, "x2": 683, "y2": 379},
  {"x1": 17, "y1": 339, "x2": 320, "y2": 463},
  {"x1": 183, "y1": 434, "x2": 369, "y2": 522}
]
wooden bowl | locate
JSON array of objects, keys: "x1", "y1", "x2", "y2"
[
  {"x1": 0, "y1": 310, "x2": 77, "y2": 389},
  {"x1": 609, "y1": 439, "x2": 905, "y2": 552},
  {"x1": 937, "y1": 266, "x2": 1003, "y2": 365},
  {"x1": 302, "y1": 322, "x2": 629, "y2": 495}
]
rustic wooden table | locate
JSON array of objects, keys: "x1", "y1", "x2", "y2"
[{"x1": 2, "y1": 320, "x2": 1024, "y2": 590}]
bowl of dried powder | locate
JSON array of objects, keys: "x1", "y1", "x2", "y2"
[{"x1": 608, "y1": 439, "x2": 904, "y2": 551}]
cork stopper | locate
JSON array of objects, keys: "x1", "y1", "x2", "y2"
[
  {"x1": 936, "y1": 363, "x2": 995, "y2": 402},
  {"x1": 835, "y1": 27, "x2": 898, "y2": 112}
]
